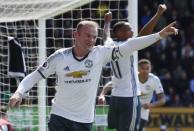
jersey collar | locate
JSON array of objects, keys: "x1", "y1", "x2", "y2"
[{"x1": 72, "y1": 48, "x2": 90, "y2": 62}]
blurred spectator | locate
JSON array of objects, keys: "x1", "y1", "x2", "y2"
[
  {"x1": 165, "y1": 87, "x2": 175, "y2": 106},
  {"x1": 181, "y1": 44, "x2": 194, "y2": 59},
  {"x1": 0, "y1": 107, "x2": 14, "y2": 131},
  {"x1": 173, "y1": 0, "x2": 188, "y2": 17},
  {"x1": 140, "y1": 5, "x2": 152, "y2": 27},
  {"x1": 182, "y1": 89, "x2": 193, "y2": 107},
  {"x1": 160, "y1": 125, "x2": 167, "y2": 131},
  {"x1": 175, "y1": 124, "x2": 182, "y2": 131},
  {"x1": 189, "y1": 78, "x2": 194, "y2": 98},
  {"x1": 171, "y1": 94, "x2": 183, "y2": 107}
]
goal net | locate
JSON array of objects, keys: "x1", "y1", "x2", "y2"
[{"x1": 0, "y1": 0, "x2": 137, "y2": 131}]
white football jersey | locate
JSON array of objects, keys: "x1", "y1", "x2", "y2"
[
  {"x1": 139, "y1": 73, "x2": 164, "y2": 120},
  {"x1": 17, "y1": 33, "x2": 161, "y2": 123},
  {"x1": 105, "y1": 38, "x2": 141, "y2": 97},
  {"x1": 37, "y1": 46, "x2": 113, "y2": 123}
]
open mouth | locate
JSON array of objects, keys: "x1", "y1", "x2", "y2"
[{"x1": 87, "y1": 43, "x2": 93, "y2": 47}]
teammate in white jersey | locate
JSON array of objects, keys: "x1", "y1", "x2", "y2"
[
  {"x1": 98, "y1": 4, "x2": 167, "y2": 131},
  {"x1": 138, "y1": 59, "x2": 166, "y2": 131},
  {"x1": 8, "y1": 19, "x2": 177, "y2": 131}
]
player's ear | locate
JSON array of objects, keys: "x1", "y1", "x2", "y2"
[{"x1": 73, "y1": 31, "x2": 78, "y2": 38}]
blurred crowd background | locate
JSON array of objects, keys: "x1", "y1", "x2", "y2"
[{"x1": 138, "y1": 0, "x2": 194, "y2": 107}]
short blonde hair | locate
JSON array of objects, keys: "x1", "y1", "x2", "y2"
[
  {"x1": 138, "y1": 59, "x2": 151, "y2": 66},
  {"x1": 76, "y1": 20, "x2": 99, "y2": 31}
]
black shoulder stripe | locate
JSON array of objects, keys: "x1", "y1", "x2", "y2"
[
  {"x1": 112, "y1": 46, "x2": 123, "y2": 61},
  {"x1": 37, "y1": 70, "x2": 46, "y2": 79}
]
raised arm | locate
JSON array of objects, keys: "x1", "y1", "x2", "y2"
[
  {"x1": 103, "y1": 11, "x2": 112, "y2": 41},
  {"x1": 138, "y1": 4, "x2": 167, "y2": 36},
  {"x1": 118, "y1": 21, "x2": 178, "y2": 55},
  {"x1": 98, "y1": 81, "x2": 112, "y2": 105}
]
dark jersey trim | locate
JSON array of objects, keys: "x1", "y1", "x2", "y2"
[
  {"x1": 111, "y1": 61, "x2": 122, "y2": 79},
  {"x1": 72, "y1": 47, "x2": 90, "y2": 62},
  {"x1": 37, "y1": 70, "x2": 46, "y2": 79}
]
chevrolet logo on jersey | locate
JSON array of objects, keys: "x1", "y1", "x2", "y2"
[{"x1": 66, "y1": 70, "x2": 90, "y2": 78}]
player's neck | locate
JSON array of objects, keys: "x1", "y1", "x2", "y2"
[
  {"x1": 72, "y1": 46, "x2": 90, "y2": 60},
  {"x1": 73, "y1": 47, "x2": 88, "y2": 57},
  {"x1": 139, "y1": 74, "x2": 148, "y2": 83}
]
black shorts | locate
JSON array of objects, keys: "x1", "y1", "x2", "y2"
[
  {"x1": 108, "y1": 96, "x2": 141, "y2": 131},
  {"x1": 139, "y1": 119, "x2": 148, "y2": 131},
  {"x1": 48, "y1": 114, "x2": 92, "y2": 131}
]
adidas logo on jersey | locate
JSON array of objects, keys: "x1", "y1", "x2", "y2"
[{"x1": 64, "y1": 66, "x2": 70, "y2": 71}]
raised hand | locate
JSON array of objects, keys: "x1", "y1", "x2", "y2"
[
  {"x1": 103, "y1": 11, "x2": 112, "y2": 40},
  {"x1": 159, "y1": 21, "x2": 178, "y2": 38},
  {"x1": 104, "y1": 11, "x2": 112, "y2": 24},
  {"x1": 156, "y1": 4, "x2": 167, "y2": 16}
]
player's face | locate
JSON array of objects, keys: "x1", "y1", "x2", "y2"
[
  {"x1": 74, "y1": 25, "x2": 98, "y2": 52},
  {"x1": 138, "y1": 63, "x2": 151, "y2": 78},
  {"x1": 117, "y1": 25, "x2": 133, "y2": 41}
]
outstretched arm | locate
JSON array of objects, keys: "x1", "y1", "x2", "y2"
[
  {"x1": 98, "y1": 81, "x2": 112, "y2": 105},
  {"x1": 118, "y1": 21, "x2": 178, "y2": 55},
  {"x1": 138, "y1": 4, "x2": 167, "y2": 36}
]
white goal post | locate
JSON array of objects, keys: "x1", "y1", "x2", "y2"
[
  {"x1": 0, "y1": 0, "x2": 137, "y2": 131},
  {"x1": 0, "y1": 0, "x2": 93, "y2": 22}
]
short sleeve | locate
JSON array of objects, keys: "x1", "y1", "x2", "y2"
[{"x1": 154, "y1": 76, "x2": 164, "y2": 94}]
